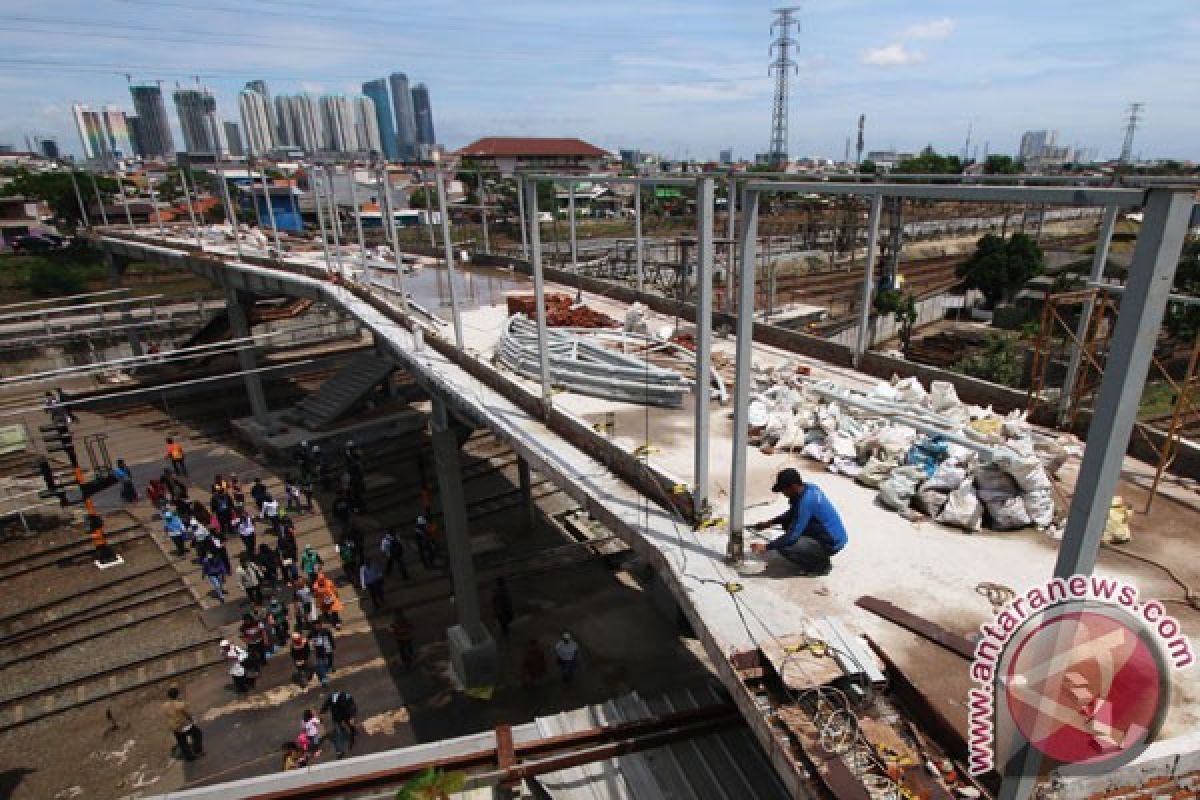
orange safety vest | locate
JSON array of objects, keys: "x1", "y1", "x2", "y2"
[{"x1": 167, "y1": 443, "x2": 184, "y2": 460}]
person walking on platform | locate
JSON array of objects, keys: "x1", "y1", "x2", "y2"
[
  {"x1": 162, "y1": 686, "x2": 203, "y2": 761},
  {"x1": 165, "y1": 437, "x2": 187, "y2": 477},
  {"x1": 381, "y1": 527, "x2": 409, "y2": 581},
  {"x1": 202, "y1": 552, "x2": 227, "y2": 602}
]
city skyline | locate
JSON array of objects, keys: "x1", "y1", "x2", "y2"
[{"x1": 4, "y1": 1, "x2": 1199, "y2": 161}]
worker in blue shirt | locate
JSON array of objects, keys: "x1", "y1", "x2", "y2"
[{"x1": 751, "y1": 468, "x2": 848, "y2": 575}]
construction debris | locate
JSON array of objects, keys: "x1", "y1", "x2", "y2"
[
  {"x1": 505, "y1": 292, "x2": 618, "y2": 328},
  {"x1": 745, "y1": 370, "x2": 1082, "y2": 535}
]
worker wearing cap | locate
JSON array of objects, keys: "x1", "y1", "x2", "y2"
[{"x1": 751, "y1": 468, "x2": 848, "y2": 576}]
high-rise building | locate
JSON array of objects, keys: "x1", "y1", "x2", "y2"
[
  {"x1": 719, "y1": 148, "x2": 733, "y2": 165},
  {"x1": 388, "y1": 72, "x2": 418, "y2": 161},
  {"x1": 244, "y1": 80, "x2": 278, "y2": 141},
  {"x1": 72, "y1": 104, "x2": 134, "y2": 161},
  {"x1": 224, "y1": 121, "x2": 244, "y2": 157},
  {"x1": 352, "y1": 95, "x2": 382, "y2": 155},
  {"x1": 126, "y1": 115, "x2": 146, "y2": 158},
  {"x1": 238, "y1": 87, "x2": 275, "y2": 156},
  {"x1": 173, "y1": 87, "x2": 227, "y2": 156},
  {"x1": 1018, "y1": 130, "x2": 1055, "y2": 164},
  {"x1": 36, "y1": 137, "x2": 60, "y2": 160},
  {"x1": 319, "y1": 95, "x2": 357, "y2": 153},
  {"x1": 362, "y1": 79, "x2": 399, "y2": 160},
  {"x1": 128, "y1": 84, "x2": 174, "y2": 158},
  {"x1": 411, "y1": 83, "x2": 436, "y2": 154},
  {"x1": 276, "y1": 94, "x2": 322, "y2": 154}
]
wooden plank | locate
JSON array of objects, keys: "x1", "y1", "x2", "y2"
[
  {"x1": 759, "y1": 634, "x2": 845, "y2": 692},
  {"x1": 855, "y1": 596, "x2": 976, "y2": 660}
]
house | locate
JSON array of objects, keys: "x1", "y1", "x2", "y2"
[{"x1": 455, "y1": 137, "x2": 609, "y2": 175}]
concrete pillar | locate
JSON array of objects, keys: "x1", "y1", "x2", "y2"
[
  {"x1": 516, "y1": 455, "x2": 536, "y2": 532},
  {"x1": 431, "y1": 396, "x2": 496, "y2": 688},
  {"x1": 225, "y1": 286, "x2": 270, "y2": 428}
]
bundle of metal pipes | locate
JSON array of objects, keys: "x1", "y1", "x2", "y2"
[{"x1": 495, "y1": 314, "x2": 691, "y2": 407}]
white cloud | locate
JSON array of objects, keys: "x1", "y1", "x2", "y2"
[
  {"x1": 861, "y1": 44, "x2": 927, "y2": 66},
  {"x1": 903, "y1": 17, "x2": 955, "y2": 39}
]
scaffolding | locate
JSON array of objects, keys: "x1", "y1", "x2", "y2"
[{"x1": 1028, "y1": 286, "x2": 1200, "y2": 510}]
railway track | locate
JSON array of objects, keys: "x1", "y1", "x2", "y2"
[
  {"x1": 0, "y1": 562, "x2": 178, "y2": 640},
  {"x1": 0, "y1": 638, "x2": 222, "y2": 733},
  {"x1": 0, "y1": 524, "x2": 145, "y2": 581}
]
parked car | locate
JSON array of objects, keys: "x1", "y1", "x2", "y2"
[{"x1": 10, "y1": 235, "x2": 61, "y2": 253}]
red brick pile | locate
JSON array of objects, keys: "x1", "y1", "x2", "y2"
[{"x1": 506, "y1": 293, "x2": 618, "y2": 328}]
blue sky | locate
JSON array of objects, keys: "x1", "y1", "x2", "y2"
[{"x1": 2, "y1": 0, "x2": 1197, "y2": 161}]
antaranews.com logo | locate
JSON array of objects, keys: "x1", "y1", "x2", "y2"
[{"x1": 968, "y1": 575, "x2": 1193, "y2": 777}]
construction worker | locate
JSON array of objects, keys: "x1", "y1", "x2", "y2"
[
  {"x1": 751, "y1": 468, "x2": 848, "y2": 576},
  {"x1": 165, "y1": 437, "x2": 187, "y2": 477}
]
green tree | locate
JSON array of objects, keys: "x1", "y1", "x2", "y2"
[
  {"x1": 859, "y1": 159, "x2": 878, "y2": 175},
  {"x1": 874, "y1": 288, "x2": 918, "y2": 354},
  {"x1": 957, "y1": 232, "x2": 1045, "y2": 308},
  {"x1": 396, "y1": 768, "x2": 466, "y2": 800},
  {"x1": 1165, "y1": 240, "x2": 1200, "y2": 339},
  {"x1": 894, "y1": 146, "x2": 963, "y2": 175},
  {"x1": 0, "y1": 168, "x2": 116, "y2": 228},
  {"x1": 408, "y1": 186, "x2": 442, "y2": 210},
  {"x1": 957, "y1": 333, "x2": 1025, "y2": 386},
  {"x1": 984, "y1": 155, "x2": 1022, "y2": 175}
]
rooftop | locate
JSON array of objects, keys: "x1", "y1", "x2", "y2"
[{"x1": 457, "y1": 136, "x2": 609, "y2": 159}]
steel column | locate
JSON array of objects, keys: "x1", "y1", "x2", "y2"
[
  {"x1": 226, "y1": 286, "x2": 270, "y2": 426},
  {"x1": 430, "y1": 397, "x2": 480, "y2": 629},
  {"x1": 435, "y1": 168, "x2": 465, "y2": 349},
  {"x1": 726, "y1": 174, "x2": 737, "y2": 311},
  {"x1": 177, "y1": 167, "x2": 204, "y2": 249},
  {"x1": 67, "y1": 170, "x2": 87, "y2": 228},
  {"x1": 217, "y1": 167, "x2": 243, "y2": 260},
  {"x1": 517, "y1": 175, "x2": 529, "y2": 260},
  {"x1": 693, "y1": 177, "x2": 715, "y2": 517},
  {"x1": 1059, "y1": 204, "x2": 1119, "y2": 422},
  {"x1": 478, "y1": 170, "x2": 490, "y2": 255},
  {"x1": 325, "y1": 165, "x2": 344, "y2": 275},
  {"x1": 853, "y1": 193, "x2": 885, "y2": 365},
  {"x1": 424, "y1": 171, "x2": 436, "y2": 248},
  {"x1": 727, "y1": 187, "x2": 761, "y2": 563},
  {"x1": 517, "y1": 455, "x2": 535, "y2": 531},
  {"x1": 1052, "y1": 189, "x2": 1193, "y2": 579},
  {"x1": 378, "y1": 166, "x2": 410, "y2": 313},
  {"x1": 150, "y1": 175, "x2": 166, "y2": 237},
  {"x1": 634, "y1": 184, "x2": 644, "y2": 294},
  {"x1": 312, "y1": 168, "x2": 334, "y2": 273},
  {"x1": 349, "y1": 168, "x2": 367, "y2": 270},
  {"x1": 524, "y1": 179, "x2": 554, "y2": 404},
  {"x1": 89, "y1": 172, "x2": 109, "y2": 227},
  {"x1": 261, "y1": 167, "x2": 282, "y2": 259},
  {"x1": 568, "y1": 182, "x2": 578, "y2": 272}
]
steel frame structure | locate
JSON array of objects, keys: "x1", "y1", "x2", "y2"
[{"x1": 730, "y1": 181, "x2": 1193, "y2": 800}]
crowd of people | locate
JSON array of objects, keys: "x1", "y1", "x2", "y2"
[{"x1": 136, "y1": 436, "x2": 585, "y2": 770}]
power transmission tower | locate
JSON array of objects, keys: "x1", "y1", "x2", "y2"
[
  {"x1": 768, "y1": 7, "x2": 801, "y2": 169},
  {"x1": 1119, "y1": 102, "x2": 1143, "y2": 164}
]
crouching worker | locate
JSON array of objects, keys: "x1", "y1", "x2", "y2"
[{"x1": 751, "y1": 468, "x2": 847, "y2": 576}]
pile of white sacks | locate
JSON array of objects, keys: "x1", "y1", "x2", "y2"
[{"x1": 747, "y1": 369, "x2": 1076, "y2": 534}]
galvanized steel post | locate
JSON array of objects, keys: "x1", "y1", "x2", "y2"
[
  {"x1": 727, "y1": 186, "x2": 761, "y2": 563},
  {"x1": 634, "y1": 183, "x2": 644, "y2": 294},
  {"x1": 435, "y1": 167, "x2": 465, "y2": 349},
  {"x1": 517, "y1": 174, "x2": 529, "y2": 260},
  {"x1": 378, "y1": 166, "x2": 410, "y2": 313},
  {"x1": 693, "y1": 177, "x2": 715, "y2": 517},
  {"x1": 89, "y1": 172, "x2": 109, "y2": 227},
  {"x1": 568, "y1": 181, "x2": 578, "y2": 273},
  {"x1": 312, "y1": 166, "x2": 334, "y2": 273},
  {"x1": 853, "y1": 192, "x2": 885, "y2": 366},
  {"x1": 349, "y1": 166, "x2": 367, "y2": 270},
  {"x1": 524, "y1": 178, "x2": 554, "y2": 405}
]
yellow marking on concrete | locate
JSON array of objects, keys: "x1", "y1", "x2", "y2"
[
  {"x1": 359, "y1": 707, "x2": 411, "y2": 736},
  {"x1": 199, "y1": 656, "x2": 387, "y2": 721}
]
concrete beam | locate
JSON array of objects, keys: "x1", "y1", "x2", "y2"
[{"x1": 225, "y1": 286, "x2": 270, "y2": 428}]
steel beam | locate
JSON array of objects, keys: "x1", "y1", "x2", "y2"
[
  {"x1": 524, "y1": 179, "x2": 554, "y2": 405},
  {"x1": 312, "y1": 167, "x2": 334, "y2": 273},
  {"x1": 726, "y1": 174, "x2": 737, "y2": 312},
  {"x1": 853, "y1": 193, "x2": 885, "y2": 365},
  {"x1": 325, "y1": 165, "x2": 344, "y2": 274},
  {"x1": 693, "y1": 177, "x2": 715, "y2": 517},
  {"x1": 378, "y1": 166, "x2": 410, "y2": 313},
  {"x1": 260, "y1": 169, "x2": 282, "y2": 258},
  {"x1": 568, "y1": 182, "x2": 578, "y2": 273},
  {"x1": 516, "y1": 175, "x2": 529, "y2": 260},
  {"x1": 743, "y1": 181, "x2": 1145, "y2": 207},
  {"x1": 178, "y1": 167, "x2": 204, "y2": 249},
  {"x1": 435, "y1": 167, "x2": 465, "y2": 349},
  {"x1": 1059, "y1": 204, "x2": 1119, "y2": 421},
  {"x1": 727, "y1": 186, "x2": 760, "y2": 562},
  {"x1": 89, "y1": 173, "x2": 109, "y2": 227},
  {"x1": 67, "y1": 170, "x2": 87, "y2": 228},
  {"x1": 349, "y1": 169, "x2": 367, "y2": 270}
]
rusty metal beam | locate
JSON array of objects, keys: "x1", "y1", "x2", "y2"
[{"x1": 855, "y1": 596, "x2": 976, "y2": 659}]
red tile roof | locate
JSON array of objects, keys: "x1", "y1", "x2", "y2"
[{"x1": 456, "y1": 137, "x2": 609, "y2": 158}]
